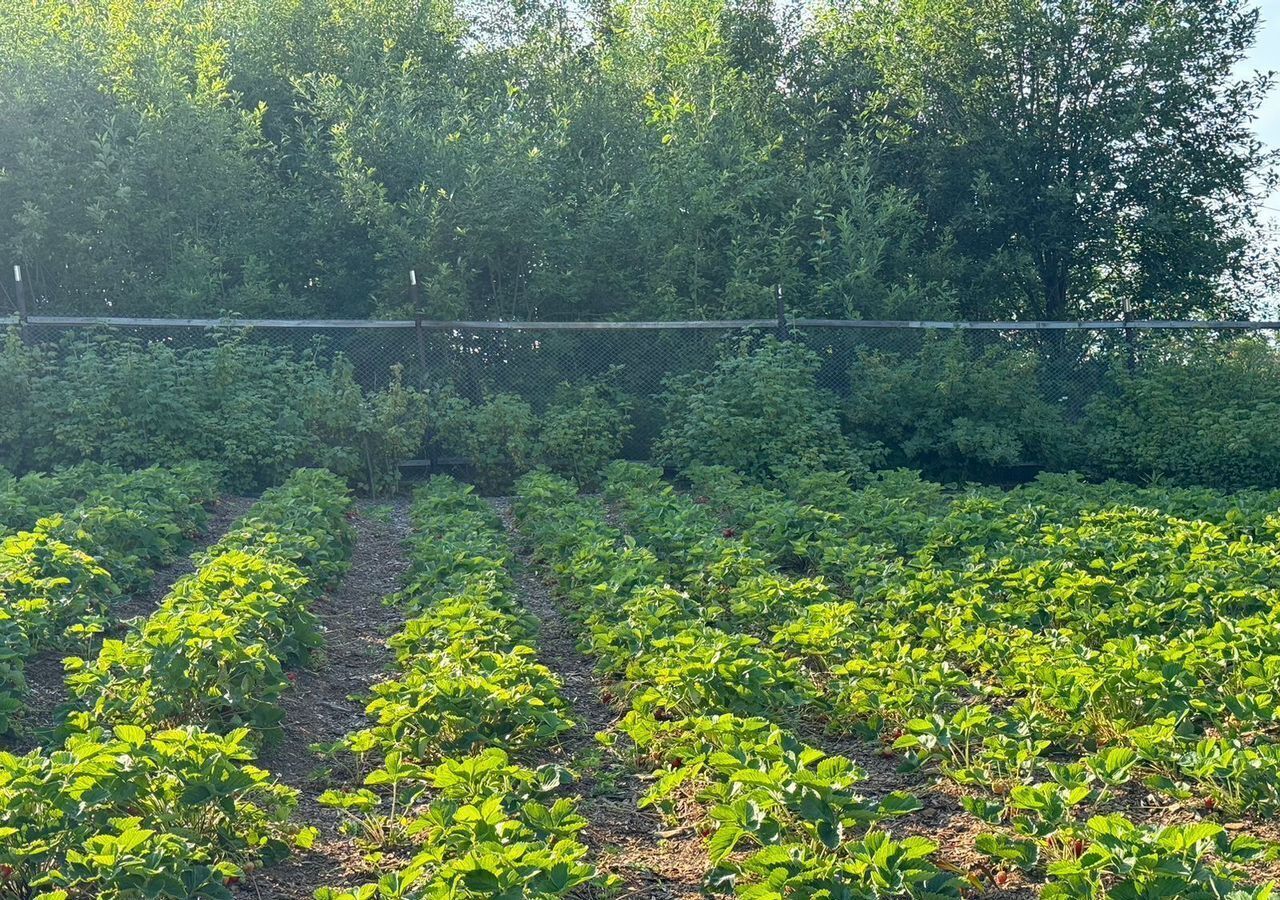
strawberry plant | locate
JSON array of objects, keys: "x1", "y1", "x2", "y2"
[
  {"x1": 316, "y1": 476, "x2": 604, "y2": 899},
  {"x1": 0, "y1": 467, "x2": 351, "y2": 896},
  {"x1": 515, "y1": 471, "x2": 959, "y2": 898},
  {"x1": 0, "y1": 725, "x2": 306, "y2": 898}
]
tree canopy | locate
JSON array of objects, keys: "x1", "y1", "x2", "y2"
[{"x1": 0, "y1": 0, "x2": 1274, "y2": 320}]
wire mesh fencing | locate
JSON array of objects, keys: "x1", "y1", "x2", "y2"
[{"x1": 7, "y1": 313, "x2": 1278, "y2": 464}]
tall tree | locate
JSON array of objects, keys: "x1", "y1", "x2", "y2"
[{"x1": 815, "y1": 0, "x2": 1277, "y2": 319}]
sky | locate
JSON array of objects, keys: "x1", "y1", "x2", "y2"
[{"x1": 1248, "y1": 0, "x2": 1280, "y2": 226}]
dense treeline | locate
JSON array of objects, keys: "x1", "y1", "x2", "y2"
[{"x1": 1, "y1": 0, "x2": 1274, "y2": 321}]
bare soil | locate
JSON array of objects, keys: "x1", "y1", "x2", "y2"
[
  {"x1": 239, "y1": 497, "x2": 412, "y2": 900},
  {"x1": 5, "y1": 494, "x2": 256, "y2": 753},
  {"x1": 492, "y1": 497, "x2": 709, "y2": 899}
]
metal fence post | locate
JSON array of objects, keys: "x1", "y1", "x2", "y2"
[
  {"x1": 775, "y1": 284, "x2": 787, "y2": 341},
  {"x1": 12, "y1": 264, "x2": 29, "y2": 344},
  {"x1": 1122, "y1": 299, "x2": 1137, "y2": 373},
  {"x1": 409, "y1": 269, "x2": 430, "y2": 387}
]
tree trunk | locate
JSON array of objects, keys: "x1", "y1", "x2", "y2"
[{"x1": 1040, "y1": 256, "x2": 1070, "y2": 321}]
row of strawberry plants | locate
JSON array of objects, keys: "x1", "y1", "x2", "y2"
[
  {"x1": 62, "y1": 467, "x2": 355, "y2": 741},
  {"x1": 654, "y1": 465, "x2": 1280, "y2": 895},
  {"x1": 0, "y1": 462, "x2": 220, "y2": 736},
  {"x1": 0, "y1": 467, "x2": 354, "y2": 899},
  {"x1": 686, "y1": 465, "x2": 1280, "y2": 810},
  {"x1": 515, "y1": 470, "x2": 956, "y2": 898},
  {"x1": 315, "y1": 476, "x2": 600, "y2": 899}
]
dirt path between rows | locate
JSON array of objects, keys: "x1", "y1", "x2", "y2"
[
  {"x1": 6, "y1": 494, "x2": 256, "y2": 753},
  {"x1": 492, "y1": 497, "x2": 709, "y2": 900},
  {"x1": 240, "y1": 497, "x2": 411, "y2": 900}
]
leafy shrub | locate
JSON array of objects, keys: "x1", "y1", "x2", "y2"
[
  {"x1": 431, "y1": 380, "x2": 632, "y2": 491},
  {"x1": 0, "y1": 333, "x2": 42, "y2": 472},
  {"x1": 4, "y1": 331, "x2": 434, "y2": 492},
  {"x1": 304, "y1": 358, "x2": 433, "y2": 496},
  {"x1": 655, "y1": 336, "x2": 864, "y2": 481},
  {"x1": 847, "y1": 332, "x2": 1067, "y2": 477},
  {"x1": 24, "y1": 333, "x2": 314, "y2": 490},
  {"x1": 1077, "y1": 340, "x2": 1280, "y2": 490},
  {"x1": 535, "y1": 379, "x2": 632, "y2": 487},
  {"x1": 432, "y1": 393, "x2": 537, "y2": 492}
]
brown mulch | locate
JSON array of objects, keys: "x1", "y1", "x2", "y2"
[
  {"x1": 5, "y1": 495, "x2": 256, "y2": 753},
  {"x1": 239, "y1": 497, "x2": 412, "y2": 900},
  {"x1": 492, "y1": 497, "x2": 709, "y2": 899}
]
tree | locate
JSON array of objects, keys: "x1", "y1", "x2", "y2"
[
  {"x1": 0, "y1": 0, "x2": 1273, "y2": 321},
  {"x1": 816, "y1": 0, "x2": 1277, "y2": 320}
]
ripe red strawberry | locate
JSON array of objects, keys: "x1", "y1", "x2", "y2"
[{"x1": 993, "y1": 870, "x2": 1010, "y2": 888}]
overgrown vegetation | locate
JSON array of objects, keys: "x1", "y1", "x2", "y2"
[
  {"x1": 1078, "y1": 341, "x2": 1280, "y2": 490},
  {"x1": 11, "y1": 327, "x2": 1280, "y2": 492},
  {"x1": 847, "y1": 333, "x2": 1066, "y2": 478},
  {"x1": 0, "y1": 333, "x2": 432, "y2": 494},
  {"x1": 656, "y1": 337, "x2": 870, "y2": 482},
  {"x1": 431, "y1": 378, "x2": 633, "y2": 490}
]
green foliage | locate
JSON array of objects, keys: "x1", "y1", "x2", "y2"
[
  {"x1": 4, "y1": 333, "x2": 433, "y2": 492},
  {"x1": 304, "y1": 359, "x2": 434, "y2": 497},
  {"x1": 433, "y1": 394, "x2": 537, "y2": 493},
  {"x1": 534, "y1": 379, "x2": 633, "y2": 488},
  {"x1": 0, "y1": 462, "x2": 216, "y2": 735},
  {"x1": 0, "y1": 468, "x2": 350, "y2": 897},
  {"x1": 0, "y1": 334, "x2": 41, "y2": 472},
  {"x1": 847, "y1": 333, "x2": 1068, "y2": 476},
  {"x1": 432, "y1": 382, "x2": 633, "y2": 491},
  {"x1": 0, "y1": 725, "x2": 305, "y2": 898},
  {"x1": 515, "y1": 469, "x2": 964, "y2": 898},
  {"x1": 522, "y1": 460, "x2": 1280, "y2": 897},
  {"x1": 656, "y1": 337, "x2": 867, "y2": 482},
  {"x1": 3, "y1": 0, "x2": 1267, "y2": 322},
  {"x1": 316, "y1": 475, "x2": 604, "y2": 899},
  {"x1": 826, "y1": 0, "x2": 1275, "y2": 319},
  {"x1": 65, "y1": 468, "x2": 351, "y2": 742},
  {"x1": 65, "y1": 551, "x2": 320, "y2": 740},
  {"x1": 1078, "y1": 340, "x2": 1280, "y2": 490}
]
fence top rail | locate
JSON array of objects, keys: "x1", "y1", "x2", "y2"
[
  {"x1": 23, "y1": 315, "x2": 421, "y2": 328},
  {"x1": 793, "y1": 319, "x2": 1280, "y2": 330},
  {"x1": 11, "y1": 314, "x2": 1280, "y2": 331},
  {"x1": 21, "y1": 315, "x2": 781, "y2": 330}
]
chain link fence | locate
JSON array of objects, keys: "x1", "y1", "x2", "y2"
[{"x1": 6, "y1": 313, "x2": 1277, "y2": 462}]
